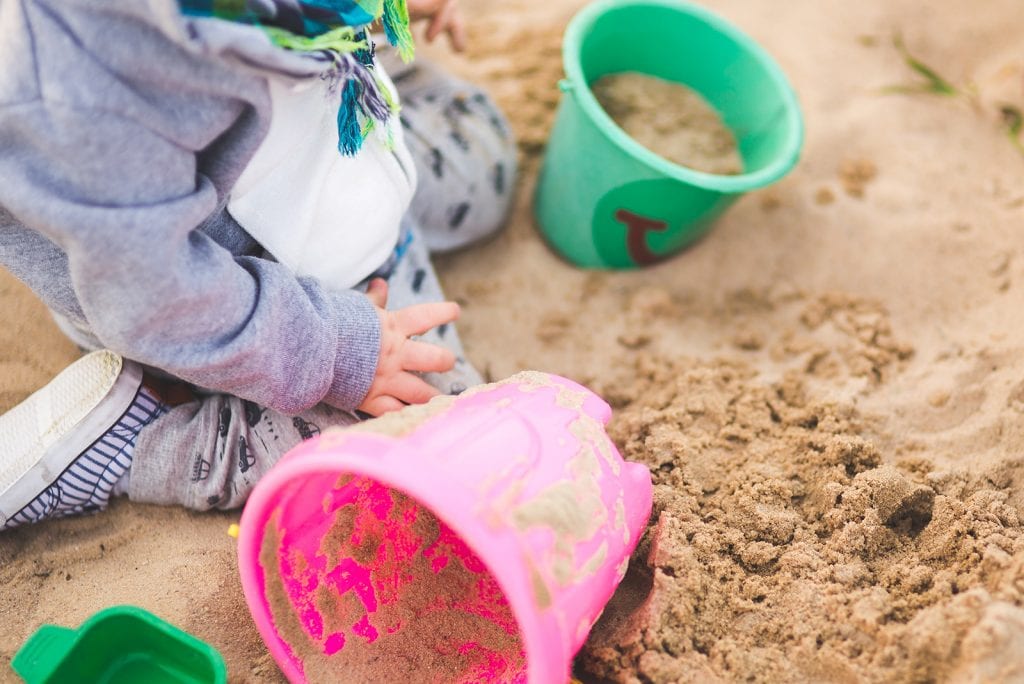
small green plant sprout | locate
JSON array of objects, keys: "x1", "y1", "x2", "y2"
[
  {"x1": 882, "y1": 33, "x2": 960, "y2": 96},
  {"x1": 1001, "y1": 105, "x2": 1024, "y2": 153},
  {"x1": 879, "y1": 33, "x2": 1024, "y2": 154}
]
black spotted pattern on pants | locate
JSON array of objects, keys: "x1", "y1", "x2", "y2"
[{"x1": 392, "y1": 58, "x2": 518, "y2": 254}]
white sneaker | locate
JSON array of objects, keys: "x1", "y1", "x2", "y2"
[{"x1": 0, "y1": 350, "x2": 163, "y2": 529}]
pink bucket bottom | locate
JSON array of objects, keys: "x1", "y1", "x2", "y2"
[{"x1": 257, "y1": 470, "x2": 527, "y2": 682}]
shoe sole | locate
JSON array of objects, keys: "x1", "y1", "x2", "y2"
[{"x1": 0, "y1": 350, "x2": 142, "y2": 525}]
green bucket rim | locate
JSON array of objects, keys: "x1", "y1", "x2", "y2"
[
  {"x1": 562, "y1": 0, "x2": 805, "y2": 194},
  {"x1": 13, "y1": 605, "x2": 227, "y2": 684}
]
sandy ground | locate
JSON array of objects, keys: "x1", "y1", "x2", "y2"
[{"x1": 4, "y1": 0, "x2": 1024, "y2": 681}]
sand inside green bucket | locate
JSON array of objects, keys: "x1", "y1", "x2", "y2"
[{"x1": 592, "y1": 72, "x2": 743, "y2": 175}]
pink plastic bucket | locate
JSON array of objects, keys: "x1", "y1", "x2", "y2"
[{"x1": 237, "y1": 372, "x2": 652, "y2": 682}]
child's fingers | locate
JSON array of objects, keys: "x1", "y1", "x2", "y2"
[
  {"x1": 395, "y1": 301, "x2": 460, "y2": 336},
  {"x1": 401, "y1": 339, "x2": 456, "y2": 373},
  {"x1": 389, "y1": 372, "x2": 440, "y2": 405},
  {"x1": 424, "y1": 2, "x2": 444, "y2": 42},
  {"x1": 366, "y1": 278, "x2": 389, "y2": 308},
  {"x1": 447, "y1": 5, "x2": 466, "y2": 52},
  {"x1": 360, "y1": 393, "x2": 405, "y2": 416},
  {"x1": 426, "y1": 0, "x2": 457, "y2": 43}
]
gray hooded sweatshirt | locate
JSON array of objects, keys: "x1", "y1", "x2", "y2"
[{"x1": 0, "y1": 0, "x2": 391, "y2": 413}]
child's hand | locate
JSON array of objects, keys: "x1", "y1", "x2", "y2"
[
  {"x1": 407, "y1": 0, "x2": 466, "y2": 52},
  {"x1": 358, "y1": 278, "x2": 460, "y2": 416}
]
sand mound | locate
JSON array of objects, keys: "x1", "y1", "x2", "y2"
[{"x1": 578, "y1": 355, "x2": 1024, "y2": 682}]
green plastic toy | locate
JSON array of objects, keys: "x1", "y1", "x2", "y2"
[
  {"x1": 12, "y1": 606, "x2": 226, "y2": 684},
  {"x1": 535, "y1": 0, "x2": 805, "y2": 268}
]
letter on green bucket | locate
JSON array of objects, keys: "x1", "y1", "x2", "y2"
[{"x1": 592, "y1": 179, "x2": 736, "y2": 268}]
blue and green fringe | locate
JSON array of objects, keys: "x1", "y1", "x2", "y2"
[{"x1": 178, "y1": 0, "x2": 413, "y2": 155}]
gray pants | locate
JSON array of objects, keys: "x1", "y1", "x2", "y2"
[{"x1": 128, "y1": 61, "x2": 516, "y2": 511}]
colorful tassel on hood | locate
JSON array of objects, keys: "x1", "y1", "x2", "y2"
[
  {"x1": 381, "y1": 0, "x2": 415, "y2": 63},
  {"x1": 178, "y1": 0, "x2": 415, "y2": 155}
]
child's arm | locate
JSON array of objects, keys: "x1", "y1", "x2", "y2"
[{"x1": 0, "y1": 102, "x2": 386, "y2": 415}]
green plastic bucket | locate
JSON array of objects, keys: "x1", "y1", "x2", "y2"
[
  {"x1": 12, "y1": 606, "x2": 226, "y2": 684},
  {"x1": 535, "y1": 0, "x2": 804, "y2": 268}
]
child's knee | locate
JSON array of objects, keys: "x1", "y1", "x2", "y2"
[
  {"x1": 399, "y1": 73, "x2": 518, "y2": 252},
  {"x1": 443, "y1": 87, "x2": 517, "y2": 239}
]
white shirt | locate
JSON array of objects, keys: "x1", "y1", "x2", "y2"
[{"x1": 228, "y1": 65, "x2": 417, "y2": 290}]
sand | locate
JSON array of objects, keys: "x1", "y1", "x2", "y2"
[
  {"x1": 4, "y1": 0, "x2": 1024, "y2": 681},
  {"x1": 578, "y1": 356, "x2": 1024, "y2": 682},
  {"x1": 592, "y1": 72, "x2": 743, "y2": 175},
  {"x1": 259, "y1": 486, "x2": 524, "y2": 683}
]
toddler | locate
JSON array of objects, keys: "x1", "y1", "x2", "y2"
[{"x1": 0, "y1": 0, "x2": 516, "y2": 528}]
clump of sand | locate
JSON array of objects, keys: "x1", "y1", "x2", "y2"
[
  {"x1": 577, "y1": 354, "x2": 1024, "y2": 682},
  {"x1": 591, "y1": 72, "x2": 743, "y2": 175}
]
